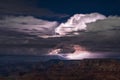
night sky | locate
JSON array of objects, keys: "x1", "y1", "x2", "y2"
[
  {"x1": 0, "y1": 0, "x2": 120, "y2": 59},
  {"x1": 1, "y1": 0, "x2": 120, "y2": 18},
  {"x1": 35, "y1": 0, "x2": 120, "y2": 16}
]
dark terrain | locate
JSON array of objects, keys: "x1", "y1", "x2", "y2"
[{"x1": 0, "y1": 59, "x2": 120, "y2": 80}]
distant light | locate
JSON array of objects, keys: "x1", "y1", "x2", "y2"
[
  {"x1": 63, "y1": 52, "x2": 90, "y2": 59},
  {"x1": 48, "y1": 45, "x2": 91, "y2": 59}
]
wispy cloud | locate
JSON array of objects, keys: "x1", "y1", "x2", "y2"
[{"x1": 0, "y1": 16, "x2": 58, "y2": 36}]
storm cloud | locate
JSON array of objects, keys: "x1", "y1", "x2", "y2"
[
  {"x1": 0, "y1": 13, "x2": 120, "y2": 57},
  {"x1": 48, "y1": 14, "x2": 120, "y2": 55},
  {"x1": 0, "y1": 16, "x2": 58, "y2": 55}
]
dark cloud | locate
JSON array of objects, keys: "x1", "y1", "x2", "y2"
[
  {"x1": 0, "y1": 29, "x2": 57, "y2": 55},
  {"x1": 69, "y1": 17, "x2": 120, "y2": 52},
  {"x1": 0, "y1": 0, "x2": 68, "y2": 18},
  {"x1": 0, "y1": 15, "x2": 59, "y2": 55},
  {"x1": 47, "y1": 16, "x2": 120, "y2": 53},
  {"x1": 0, "y1": 13, "x2": 120, "y2": 56}
]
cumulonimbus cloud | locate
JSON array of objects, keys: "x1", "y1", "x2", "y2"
[
  {"x1": 48, "y1": 13, "x2": 120, "y2": 59},
  {"x1": 55, "y1": 13, "x2": 106, "y2": 35},
  {"x1": 1, "y1": 13, "x2": 120, "y2": 57}
]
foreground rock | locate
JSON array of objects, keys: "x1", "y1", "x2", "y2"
[{"x1": 0, "y1": 59, "x2": 120, "y2": 80}]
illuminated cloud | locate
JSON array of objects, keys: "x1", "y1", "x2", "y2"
[
  {"x1": 48, "y1": 44, "x2": 91, "y2": 59},
  {"x1": 55, "y1": 13, "x2": 106, "y2": 35},
  {"x1": 0, "y1": 16, "x2": 58, "y2": 37},
  {"x1": 48, "y1": 44, "x2": 120, "y2": 59}
]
